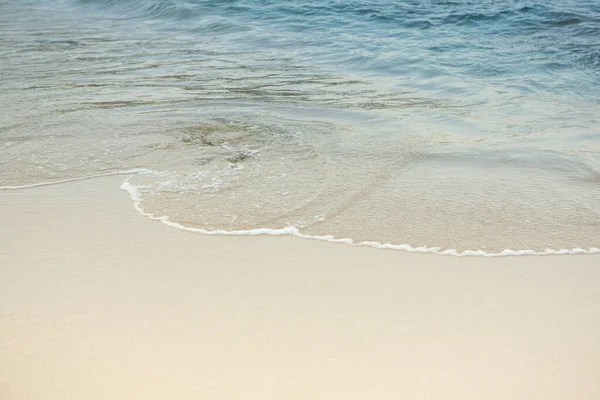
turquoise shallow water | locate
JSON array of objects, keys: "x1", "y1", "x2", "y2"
[{"x1": 1, "y1": 0, "x2": 599, "y2": 254}]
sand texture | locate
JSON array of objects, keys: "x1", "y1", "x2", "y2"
[{"x1": 1, "y1": 176, "x2": 600, "y2": 400}]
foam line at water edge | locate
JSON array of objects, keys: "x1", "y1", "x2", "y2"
[
  {"x1": 0, "y1": 169, "x2": 158, "y2": 190},
  {"x1": 120, "y1": 178, "x2": 600, "y2": 257}
]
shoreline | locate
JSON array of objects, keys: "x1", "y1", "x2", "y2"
[
  {"x1": 6, "y1": 170, "x2": 597, "y2": 257},
  {"x1": 122, "y1": 173, "x2": 600, "y2": 257},
  {"x1": 1, "y1": 176, "x2": 600, "y2": 399}
]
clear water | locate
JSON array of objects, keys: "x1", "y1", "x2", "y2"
[{"x1": 1, "y1": 0, "x2": 599, "y2": 254}]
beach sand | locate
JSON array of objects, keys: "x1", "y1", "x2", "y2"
[{"x1": 1, "y1": 176, "x2": 599, "y2": 400}]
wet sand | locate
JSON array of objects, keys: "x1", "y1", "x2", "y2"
[{"x1": 1, "y1": 176, "x2": 599, "y2": 400}]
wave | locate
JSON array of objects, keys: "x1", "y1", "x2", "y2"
[
  {"x1": 1, "y1": 168, "x2": 598, "y2": 257},
  {"x1": 118, "y1": 173, "x2": 600, "y2": 258},
  {"x1": 71, "y1": 0, "x2": 600, "y2": 80},
  {"x1": 77, "y1": 0, "x2": 198, "y2": 21},
  {"x1": 3, "y1": 0, "x2": 599, "y2": 257}
]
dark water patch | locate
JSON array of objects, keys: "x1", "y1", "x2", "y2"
[
  {"x1": 579, "y1": 52, "x2": 600, "y2": 74},
  {"x1": 548, "y1": 17, "x2": 585, "y2": 27}
]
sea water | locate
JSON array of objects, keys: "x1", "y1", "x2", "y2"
[{"x1": 1, "y1": 0, "x2": 599, "y2": 254}]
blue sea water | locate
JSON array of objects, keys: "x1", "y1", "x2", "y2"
[{"x1": 1, "y1": 0, "x2": 599, "y2": 253}]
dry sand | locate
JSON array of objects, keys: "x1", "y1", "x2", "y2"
[{"x1": 1, "y1": 176, "x2": 599, "y2": 400}]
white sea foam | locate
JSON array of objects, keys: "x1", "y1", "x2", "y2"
[{"x1": 119, "y1": 176, "x2": 600, "y2": 257}]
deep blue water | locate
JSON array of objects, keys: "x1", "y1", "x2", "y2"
[{"x1": 77, "y1": 0, "x2": 600, "y2": 94}]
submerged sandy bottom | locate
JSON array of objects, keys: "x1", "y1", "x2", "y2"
[{"x1": 1, "y1": 176, "x2": 600, "y2": 400}]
